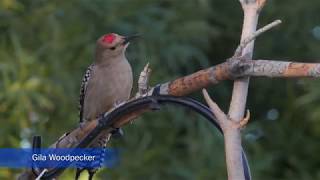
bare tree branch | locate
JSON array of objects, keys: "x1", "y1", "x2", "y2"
[
  {"x1": 137, "y1": 63, "x2": 151, "y2": 96},
  {"x1": 234, "y1": 19, "x2": 282, "y2": 57},
  {"x1": 202, "y1": 89, "x2": 229, "y2": 129},
  {"x1": 155, "y1": 59, "x2": 320, "y2": 97},
  {"x1": 225, "y1": 0, "x2": 266, "y2": 179},
  {"x1": 237, "y1": 60, "x2": 320, "y2": 78},
  {"x1": 238, "y1": 110, "x2": 250, "y2": 128},
  {"x1": 202, "y1": 89, "x2": 251, "y2": 180}
]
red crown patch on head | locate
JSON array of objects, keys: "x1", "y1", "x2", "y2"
[{"x1": 102, "y1": 34, "x2": 116, "y2": 44}]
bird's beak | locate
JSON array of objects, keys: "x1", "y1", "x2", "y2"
[{"x1": 123, "y1": 34, "x2": 140, "y2": 45}]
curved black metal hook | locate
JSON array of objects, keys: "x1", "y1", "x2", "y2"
[{"x1": 35, "y1": 95, "x2": 251, "y2": 180}]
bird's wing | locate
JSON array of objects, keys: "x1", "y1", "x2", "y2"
[{"x1": 79, "y1": 64, "x2": 94, "y2": 122}]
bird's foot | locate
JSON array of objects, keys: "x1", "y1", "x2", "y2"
[
  {"x1": 75, "y1": 168, "x2": 84, "y2": 180},
  {"x1": 88, "y1": 169, "x2": 97, "y2": 180},
  {"x1": 111, "y1": 128, "x2": 124, "y2": 139},
  {"x1": 75, "y1": 168, "x2": 97, "y2": 180},
  {"x1": 79, "y1": 122, "x2": 86, "y2": 129},
  {"x1": 113, "y1": 100, "x2": 126, "y2": 108},
  {"x1": 111, "y1": 101, "x2": 126, "y2": 139}
]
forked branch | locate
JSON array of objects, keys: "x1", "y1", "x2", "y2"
[{"x1": 234, "y1": 19, "x2": 282, "y2": 57}]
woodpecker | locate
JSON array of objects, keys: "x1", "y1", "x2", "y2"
[{"x1": 76, "y1": 33, "x2": 138, "y2": 180}]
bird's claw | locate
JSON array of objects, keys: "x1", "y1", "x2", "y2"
[
  {"x1": 79, "y1": 122, "x2": 86, "y2": 129},
  {"x1": 111, "y1": 128, "x2": 124, "y2": 139},
  {"x1": 75, "y1": 168, "x2": 97, "y2": 180},
  {"x1": 113, "y1": 100, "x2": 126, "y2": 108}
]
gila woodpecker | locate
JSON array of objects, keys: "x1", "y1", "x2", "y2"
[{"x1": 76, "y1": 33, "x2": 138, "y2": 180}]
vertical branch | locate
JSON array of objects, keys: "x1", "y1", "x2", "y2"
[
  {"x1": 225, "y1": 0, "x2": 267, "y2": 180},
  {"x1": 229, "y1": 0, "x2": 266, "y2": 123}
]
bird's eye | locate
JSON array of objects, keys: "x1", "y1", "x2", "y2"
[{"x1": 110, "y1": 47, "x2": 116, "y2": 50}]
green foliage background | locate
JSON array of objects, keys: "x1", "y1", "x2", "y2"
[{"x1": 0, "y1": 0, "x2": 320, "y2": 179}]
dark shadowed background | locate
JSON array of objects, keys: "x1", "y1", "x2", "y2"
[{"x1": 0, "y1": 0, "x2": 320, "y2": 179}]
